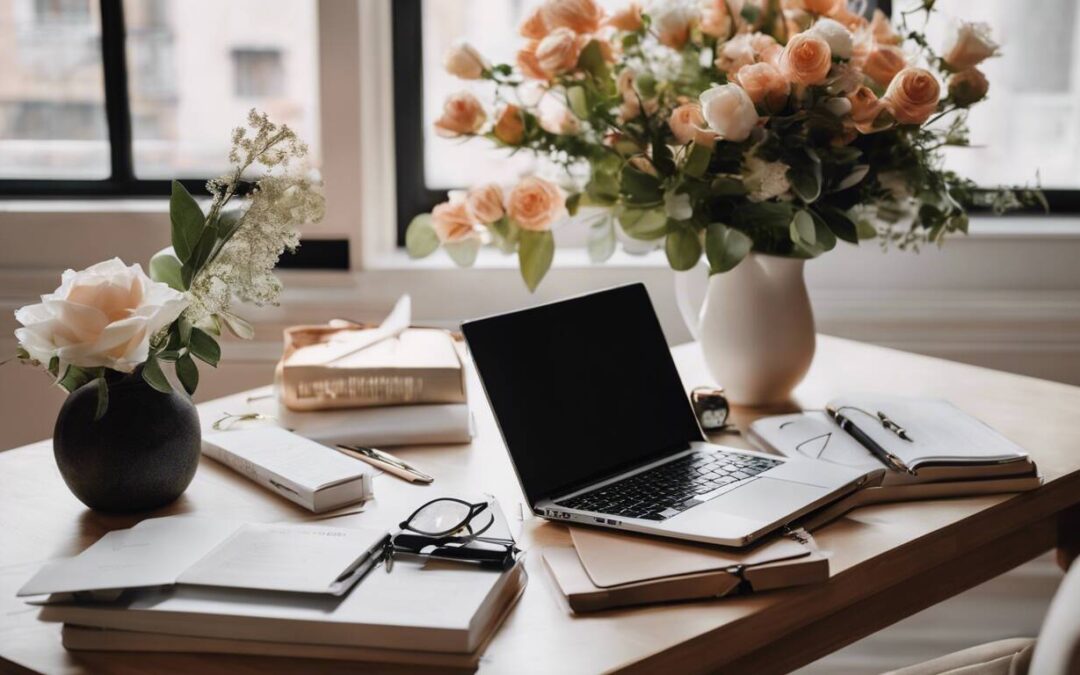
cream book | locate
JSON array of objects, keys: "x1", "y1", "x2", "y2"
[
  {"x1": 202, "y1": 427, "x2": 374, "y2": 512},
  {"x1": 542, "y1": 527, "x2": 826, "y2": 612},
  {"x1": 18, "y1": 516, "x2": 387, "y2": 598},
  {"x1": 278, "y1": 400, "x2": 473, "y2": 446}
]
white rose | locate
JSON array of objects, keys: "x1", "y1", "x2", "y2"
[
  {"x1": 699, "y1": 84, "x2": 759, "y2": 142},
  {"x1": 809, "y1": 17, "x2": 853, "y2": 60},
  {"x1": 942, "y1": 21, "x2": 998, "y2": 70},
  {"x1": 15, "y1": 258, "x2": 189, "y2": 373}
]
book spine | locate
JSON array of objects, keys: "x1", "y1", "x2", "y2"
[
  {"x1": 282, "y1": 370, "x2": 465, "y2": 411},
  {"x1": 201, "y1": 441, "x2": 315, "y2": 511}
]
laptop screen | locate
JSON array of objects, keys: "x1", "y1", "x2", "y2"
[{"x1": 462, "y1": 284, "x2": 703, "y2": 506}]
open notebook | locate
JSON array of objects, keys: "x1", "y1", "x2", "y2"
[{"x1": 748, "y1": 394, "x2": 1039, "y2": 487}]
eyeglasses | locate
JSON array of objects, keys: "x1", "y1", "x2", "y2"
[{"x1": 385, "y1": 497, "x2": 518, "y2": 571}]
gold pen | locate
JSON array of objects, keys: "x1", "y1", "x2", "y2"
[{"x1": 334, "y1": 445, "x2": 434, "y2": 484}]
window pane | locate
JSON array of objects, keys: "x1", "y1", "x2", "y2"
[
  {"x1": 0, "y1": 0, "x2": 109, "y2": 179},
  {"x1": 125, "y1": 0, "x2": 320, "y2": 179}
]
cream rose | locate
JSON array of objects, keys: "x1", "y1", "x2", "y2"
[
  {"x1": 808, "y1": 18, "x2": 853, "y2": 60},
  {"x1": 519, "y1": 6, "x2": 549, "y2": 39},
  {"x1": 948, "y1": 67, "x2": 989, "y2": 107},
  {"x1": 466, "y1": 183, "x2": 506, "y2": 224},
  {"x1": 779, "y1": 32, "x2": 832, "y2": 86},
  {"x1": 863, "y1": 45, "x2": 906, "y2": 87},
  {"x1": 536, "y1": 27, "x2": 582, "y2": 75},
  {"x1": 443, "y1": 41, "x2": 487, "y2": 80},
  {"x1": 539, "y1": 95, "x2": 581, "y2": 135},
  {"x1": 714, "y1": 33, "x2": 755, "y2": 74},
  {"x1": 507, "y1": 177, "x2": 566, "y2": 231},
  {"x1": 736, "y1": 62, "x2": 790, "y2": 112},
  {"x1": 699, "y1": 84, "x2": 759, "y2": 142},
  {"x1": 434, "y1": 92, "x2": 486, "y2": 137},
  {"x1": 650, "y1": 0, "x2": 698, "y2": 49},
  {"x1": 431, "y1": 200, "x2": 479, "y2": 243},
  {"x1": 882, "y1": 67, "x2": 940, "y2": 125},
  {"x1": 493, "y1": 104, "x2": 526, "y2": 145},
  {"x1": 15, "y1": 258, "x2": 188, "y2": 373},
  {"x1": 607, "y1": 2, "x2": 643, "y2": 31},
  {"x1": 942, "y1": 21, "x2": 998, "y2": 71},
  {"x1": 668, "y1": 102, "x2": 718, "y2": 147},
  {"x1": 541, "y1": 0, "x2": 604, "y2": 34}
]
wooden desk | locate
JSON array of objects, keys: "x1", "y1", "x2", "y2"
[{"x1": 2, "y1": 336, "x2": 1079, "y2": 674}]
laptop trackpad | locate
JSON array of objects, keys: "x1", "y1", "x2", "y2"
[{"x1": 703, "y1": 477, "x2": 830, "y2": 523}]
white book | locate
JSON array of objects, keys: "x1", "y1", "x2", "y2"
[
  {"x1": 202, "y1": 427, "x2": 374, "y2": 512},
  {"x1": 278, "y1": 401, "x2": 473, "y2": 447}
]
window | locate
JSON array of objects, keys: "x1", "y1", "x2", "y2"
[
  {"x1": 32, "y1": 0, "x2": 91, "y2": 24},
  {"x1": 232, "y1": 49, "x2": 285, "y2": 98},
  {"x1": 392, "y1": 0, "x2": 1080, "y2": 244}
]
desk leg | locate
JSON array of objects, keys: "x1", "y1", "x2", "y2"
[{"x1": 1057, "y1": 503, "x2": 1080, "y2": 571}]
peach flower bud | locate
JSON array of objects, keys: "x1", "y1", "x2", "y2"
[
  {"x1": 847, "y1": 85, "x2": 882, "y2": 125},
  {"x1": 541, "y1": 0, "x2": 604, "y2": 35},
  {"x1": 431, "y1": 200, "x2": 479, "y2": 243},
  {"x1": 809, "y1": 17, "x2": 853, "y2": 60},
  {"x1": 538, "y1": 95, "x2": 581, "y2": 135},
  {"x1": 493, "y1": 104, "x2": 526, "y2": 145},
  {"x1": 651, "y1": 1, "x2": 698, "y2": 50},
  {"x1": 798, "y1": 0, "x2": 842, "y2": 15},
  {"x1": 948, "y1": 67, "x2": 989, "y2": 107},
  {"x1": 779, "y1": 33, "x2": 832, "y2": 86},
  {"x1": 863, "y1": 45, "x2": 906, "y2": 87},
  {"x1": 519, "y1": 6, "x2": 549, "y2": 40},
  {"x1": 668, "y1": 103, "x2": 717, "y2": 148},
  {"x1": 443, "y1": 41, "x2": 487, "y2": 80},
  {"x1": 736, "y1": 62, "x2": 790, "y2": 113},
  {"x1": 516, "y1": 42, "x2": 550, "y2": 80},
  {"x1": 882, "y1": 67, "x2": 940, "y2": 125},
  {"x1": 607, "y1": 2, "x2": 643, "y2": 31},
  {"x1": 617, "y1": 68, "x2": 642, "y2": 121},
  {"x1": 434, "y1": 92, "x2": 486, "y2": 137},
  {"x1": 942, "y1": 21, "x2": 998, "y2": 71},
  {"x1": 536, "y1": 27, "x2": 582, "y2": 75},
  {"x1": 699, "y1": 84, "x2": 759, "y2": 142},
  {"x1": 870, "y1": 9, "x2": 901, "y2": 45},
  {"x1": 700, "y1": 0, "x2": 731, "y2": 38},
  {"x1": 466, "y1": 183, "x2": 506, "y2": 224},
  {"x1": 507, "y1": 177, "x2": 566, "y2": 231}
]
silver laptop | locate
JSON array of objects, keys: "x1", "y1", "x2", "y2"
[{"x1": 462, "y1": 284, "x2": 876, "y2": 547}]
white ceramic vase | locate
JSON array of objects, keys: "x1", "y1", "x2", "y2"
[{"x1": 675, "y1": 253, "x2": 815, "y2": 406}]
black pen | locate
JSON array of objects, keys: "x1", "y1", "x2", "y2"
[{"x1": 826, "y1": 405, "x2": 914, "y2": 474}]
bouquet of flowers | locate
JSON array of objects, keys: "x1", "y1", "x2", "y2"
[
  {"x1": 406, "y1": 0, "x2": 1042, "y2": 290},
  {"x1": 14, "y1": 110, "x2": 325, "y2": 416}
]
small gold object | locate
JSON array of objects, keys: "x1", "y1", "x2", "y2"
[
  {"x1": 212, "y1": 412, "x2": 276, "y2": 431},
  {"x1": 691, "y1": 387, "x2": 730, "y2": 431}
]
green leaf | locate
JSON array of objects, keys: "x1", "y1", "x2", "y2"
[
  {"x1": 710, "y1": 176, "x2": 748, "y2": 197},
  {"x1": 567, "y1": 85, "x2": 589, "y2": 119},
  {"x1": 518, "y1": 229, "x2": 554, "y2": 292},
  {"x1": 141, "y1": 357, "x2": 173, "y2": 394},
  {"x1": 149, "y1": 251, "x2": 184, "y2": 291},
  {"x1": 175, "y1": 353, "x2": 199, "y2": 396},
  {"x1": 664, "y1": 225, "x2": 702, "y2": 271},
  {"x1": 815, "y1": 204, "x2": 859, "y2": 244},
  {"x1": 586, "y1": 214, "x2": 616, "y2": 263},
  {"x1": 169, "y1": 180, "x2": 205, "y2": 263},
  {"x1": 93, "y1": 377, "x2": 109, "y2": 421},
  {"x1": 619, "y1": 165, "x2": 663, "y2": 206},
  {"x1": 565, "y1": 192, "x2": 582, "y2": 216},
  {"x1": 58, "y1": 364, "x2": 95, "y2": 392},
  {"x1": 576, "y1": 39, "x2": 609, "y2": 79},
  {"x1": 683, "y1": 142, "x2": 712, "y2": 179},
  {"x1": 705, "y1": 223, "x2": 753, "y2": 274},
  {"x1": 787, "y1": 161, "x2": 822, "y2": 204},
  {"x1": 445, "y1": 238, "x2": 480, "y2": 267},
  {"x1": 856, "y1": 218, "x2": 878, "y2": 240},
  {"x1": 188, "y1": 327, "x2": 221, "y2": 367},
  {"x1": 405, "y1": 214, "x2": 440, "y2": 259},
  {"x1": 177, "y1": 314, "x2": 193, "y2": 344},
  {"x1": 618, "y1": 208, "x2": 667, "y2": 240},
  {"x1": 181, "y1": 225, "x2": 217, "y2": 289},
  {"x1": 218, "y1": 310, "x2": 255, "y2": 340},
  {"x1": 790, "y1": 210, "x2": 816, "y2": 247}
]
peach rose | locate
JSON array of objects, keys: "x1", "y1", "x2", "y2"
[
  {"x1": 15, "y1": 258, "x2": 188, "y2": 373},
  {"x1": 431, "y1": 200, "x2": 479, "y2": 243},
  {"x1": 700, "y1": 84, "x2": 759, "y2": 142},
  {"x1": 519, "y1": 6, "x2": 549, "y2": 39},
  {"x1": 617, "y1": 68, "x2": 641, "y2": 121},
  {"x1": 948, "y1": 67, "x2": 989, "y2": 107},
  {"x1": 536, "y1": 27, "x2": 582, "y2": 75},
  {"x1": 607, "y1": 2, "x2": 643, "y2": 31},
  {"x1": 779, "y1": 32, "x2": 832, "y2": 86},
  {"x1": 443, "y1": 41, "x2": 487, "y2": 80},
  {"x1": 493, "y1": 104, "x2": 526, "y2": 145},
  {"x1": 798, "y1": 0, "x2": 842, "y2": 15},
  {"x1": 847, "y1": 84, "x2": 890, "y2": 132},
  {"x1": 516, "y1": 42, "x2": 550, "y2": 80},
  {"x1": 863, "y1": 45, "x2": 906, "y2": 87},
  {"x1": 668, "y1": 103, "x2": 718, "y2": 147},
  {"x1": 715, "y1": 33, "x2": 777, "y2": 74},
  {"x1": 882, "y1": 67, "x2": 940, "y2": 125},
  {"x1": 737, "y1": 62, "x2": 790, "y2": 112},
  {"x1": 651, "y1": 1, "x2": 698, "y2": 49},
  {"x1": 541, "y1": 0, "x2": 604, "y2": 35},
  {"x1": 942, "y1": 22, "x2": 998, "y2": 71},
  {"x1": 870, "y1": 9, "x2": 901, "y2": 45},
  {"x1": 434, "y1": 92, "x2": 486, "y2": 137},
  {"x1": 507, "y1": 177, "x2": 566, "y2": 231},
  {"x1": 466, "y1": 184, "x2": 506, "y2": 224},
  {"x1": 700, "y1": 0, "x2": 731, "y2": 38}
]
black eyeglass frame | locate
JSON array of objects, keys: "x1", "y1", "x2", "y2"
[{"x1": 388, "y1": 497, "x2": 519, "y2": 571}]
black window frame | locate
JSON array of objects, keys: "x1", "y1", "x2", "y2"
[
  {"x1": 0, "y1": 0, "x2": 347, "y2": 269},
  {"x1": 390, "y1": 0, "x2": 1079, "y2": 246}
]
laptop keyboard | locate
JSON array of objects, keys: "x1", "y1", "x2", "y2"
[{"x1": 554, "y1": 450, "x2": 782, "y2": 521}]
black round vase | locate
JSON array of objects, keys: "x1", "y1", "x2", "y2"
[{"x1": 53, "y1": 369, "x2": 201, "y2": 512}]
